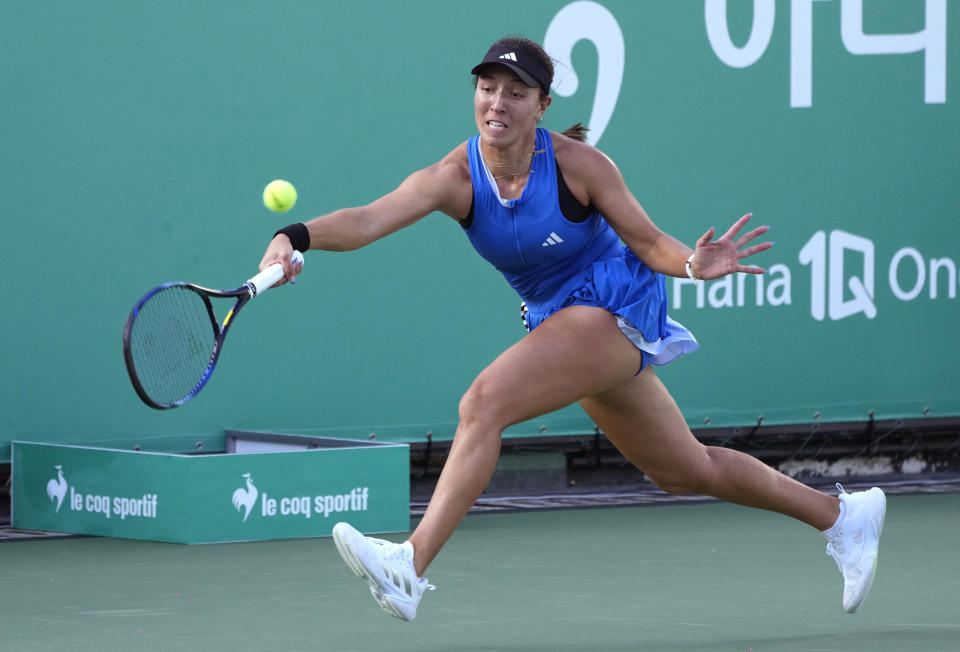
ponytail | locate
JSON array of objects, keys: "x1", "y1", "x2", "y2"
[{"x1": 561, "y1": 122, "x2": 589, "y2": 143}]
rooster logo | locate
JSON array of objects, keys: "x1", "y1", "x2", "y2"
[
  {"x1": 231, "y1": 473, "x2": 258, "y2": 522},
  {"x1": 46, "y1": 465, "x2": 68, "y2": 513}
]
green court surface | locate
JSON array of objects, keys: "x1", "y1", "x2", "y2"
[{"x1": 1, "y1": 493, "x2": 957, "y2": 652}]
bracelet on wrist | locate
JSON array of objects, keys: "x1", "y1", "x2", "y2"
[
  {"x1": 686, "y1": 254, "x2": 704, "y2": 282},
  {"x1": 273, "y1": 223, "x2": 310, "y2": 253}
]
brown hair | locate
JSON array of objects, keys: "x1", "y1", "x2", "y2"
[{"x1": 560, "y1": 122, "x2": 589, "y2": 142}]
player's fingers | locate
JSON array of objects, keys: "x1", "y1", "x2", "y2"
[
  {"x1": 734, "y1": 225, "x2": 770, "y2": 248},
  {"x1": 288, "y1": 260, "x2": 302, "y2": 285},
  {"x1": 737, "y1": 264, "x2": 766, "y2": 275},
  {"x1": 262, "y1": 256, "x2": 291, "y2": 288},
  {"x1": 722, "y1": 212, "x2": 753, "y2": 241},
  {"x1": 696, "y1": 227, "x2": 716, "y2": 248},
  {"x1": 736, "y1": 242, "x2": 773, "y2": 259},
  {"x1": 287, "y1": 251, "x2": 304, "y2": 285}
]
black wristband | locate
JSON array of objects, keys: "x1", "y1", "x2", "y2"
[{"x1": 273, "y1": 223, "x2": 310, "y2": 252}]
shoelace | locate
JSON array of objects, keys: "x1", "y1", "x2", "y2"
[
  {"x1": 825, "y1": 482, "x2": 856, "y2": 569},
  {"x1": 826, "y1": 540, "x2": 844, "y2": 562}
]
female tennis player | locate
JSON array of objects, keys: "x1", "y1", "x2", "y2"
[{"x1": 261, "y1": 37, "x2": 886, "y2": 622}]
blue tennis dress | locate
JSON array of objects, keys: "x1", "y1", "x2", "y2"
[{"x1": 463, "y1": 128, "x2": 698, "y2": 370}]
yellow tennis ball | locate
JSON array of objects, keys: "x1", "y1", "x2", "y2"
[{"x1": 263, "y1": 179, "x2": 297, "y2": 212}]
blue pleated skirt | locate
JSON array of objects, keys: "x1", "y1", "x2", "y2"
[{"x1": 522, "y1": 246, "x2": 699, "y2": 371}]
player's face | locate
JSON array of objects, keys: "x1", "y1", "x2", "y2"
[{"x1": 474, "y1": 66, "x2": 549, "y2": 149}]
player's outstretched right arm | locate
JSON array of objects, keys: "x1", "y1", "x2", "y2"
[{"x1": 260, "y1": 148, "x2": 469, "y2": 282}]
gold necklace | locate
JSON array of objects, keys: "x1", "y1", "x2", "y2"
[
  {"x1": 486, "y1": 147, "x2": 545, "y2": 181},
  {"x1": 486, "y1": 149, "x2": 534, "y2": 169},
  {"x1": 492, "y1": 168, "x2": 534, "y2": 181},
  {"x1": 485, "y1": 147, "x2": 546, "y2": 168}
]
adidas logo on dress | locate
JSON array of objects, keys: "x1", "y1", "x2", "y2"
[
  {"x1": 499, "y1": 52, "x2": 518, "y2": 62},
  {"x1": 542, "y1": 232, "x2": 564, "y2": 247}
]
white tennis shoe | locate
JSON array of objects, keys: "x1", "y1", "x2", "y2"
[
  {"x1": 332, "y1": 522, "x2": 435, "y2": 622},
  {"x1": 823, "y1": 484, "x2": 886, "y2": 613}
]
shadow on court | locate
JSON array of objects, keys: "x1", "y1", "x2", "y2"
[{"x1": 0, "y1": 494, "x2": 956, "y2": 652}]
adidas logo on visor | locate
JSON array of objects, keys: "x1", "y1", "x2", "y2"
[{"x1": 498, "y1": 52, "x2": 518, "y2": 62}]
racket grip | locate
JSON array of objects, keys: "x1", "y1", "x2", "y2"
[{"x1": 246, "y1": 251, "x2": 304, "y2": 296}]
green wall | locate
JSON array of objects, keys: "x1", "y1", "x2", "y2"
[{"x1": 2, "y1": 1, "x2": 957, "y2": 462}]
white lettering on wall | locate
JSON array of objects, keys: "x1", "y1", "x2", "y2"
[
  {"x1": 790, "y1": 0, "x2": 830, "y2": 107},
  {"x1": 798, "y1": 230, "x2": 827, "y2": 320},
  {"x1": 704, "y1": 0, "x2": 948, "y2": 107},
  {"x1": 799, "y1": 230, "x2": 877, "y2": 321},
  {"x1": 928, "y1": 257, "x2": 957, "y2": 299},
  {"x1": 889, "y1": 247, "x2": 927, "y2": 301},
  {"x1": 841, "y1": 0, "x2": 947, "y2": 104},
  {"x1": 673, "y1": 266, "x2": 791, "y2": 310},
  {"x1": 704, "y1": 0, "x2": 775, "y2": 68},
  {"x1": 544, "y1": 1, "x2": 625, "y2": 145},
  {"x1": 675, "y1": 230, "x2": 958, "y2": 320}
]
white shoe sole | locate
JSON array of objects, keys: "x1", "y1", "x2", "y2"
[{"x1": 332, "y1": 523, "x2": 412, "y2": 621}]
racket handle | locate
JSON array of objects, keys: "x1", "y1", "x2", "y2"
[{"x1": 246, "y1": 251, "x2": 304, "y2": 296}]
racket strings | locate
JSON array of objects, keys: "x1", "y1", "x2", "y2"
[{"x1": 129, "y1": 286, "x2": 219, "y2": 406}]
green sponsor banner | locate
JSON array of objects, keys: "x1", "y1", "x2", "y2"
[{"x1": 11, "y1": 438, "x2": 409, "y2": 544}]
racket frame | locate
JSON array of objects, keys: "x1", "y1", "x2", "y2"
[
  {"x1": 122, "y1": 282, "x2": 253, "y2": 410},
  {"x1": 121, "y1": 252, "x2": 301, "y2": 410}
]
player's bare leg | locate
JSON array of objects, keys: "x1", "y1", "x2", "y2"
[
  {"x1": 579, "y1": 369, "x2": 886, "y2": 613},
  {"x1": 578, "y1": 367, "x2": 840, "y2": 530},
  {"x1": 408, "y1": 306, "x2": 643, "y2": 575}
]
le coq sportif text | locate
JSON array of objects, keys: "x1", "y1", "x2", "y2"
[
  {"x1": 66, "y1": 487, "x2": 158, "y2": 520},
  {"x1": 260, "y1": 487, "x2": 370, "y2": 519}
]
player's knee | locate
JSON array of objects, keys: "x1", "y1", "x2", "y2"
[
  {"x1": 645, "y1": 444, "x2": 719, "y2": 495},
  {"x1": 646, "y1": 460, "x2": 713, "y2": 495},
  {"x1": 458, "y1": 377, "x2": 509, "y2": 434},
  {"x1": 647, "y1": 472, "x2": 702, "y2": 495}
]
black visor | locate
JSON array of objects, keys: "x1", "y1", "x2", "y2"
[{"x1": 471, "y1": 43, "x2": 550, "y2": 94}]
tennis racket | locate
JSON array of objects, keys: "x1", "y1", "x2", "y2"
[{"x1": 122, "y1": 252, "x2": 303, "y2": 409}]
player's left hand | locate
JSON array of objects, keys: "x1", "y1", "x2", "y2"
[{"x1": 690, "y1": 213, "x2": 772, "y2": 280}]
